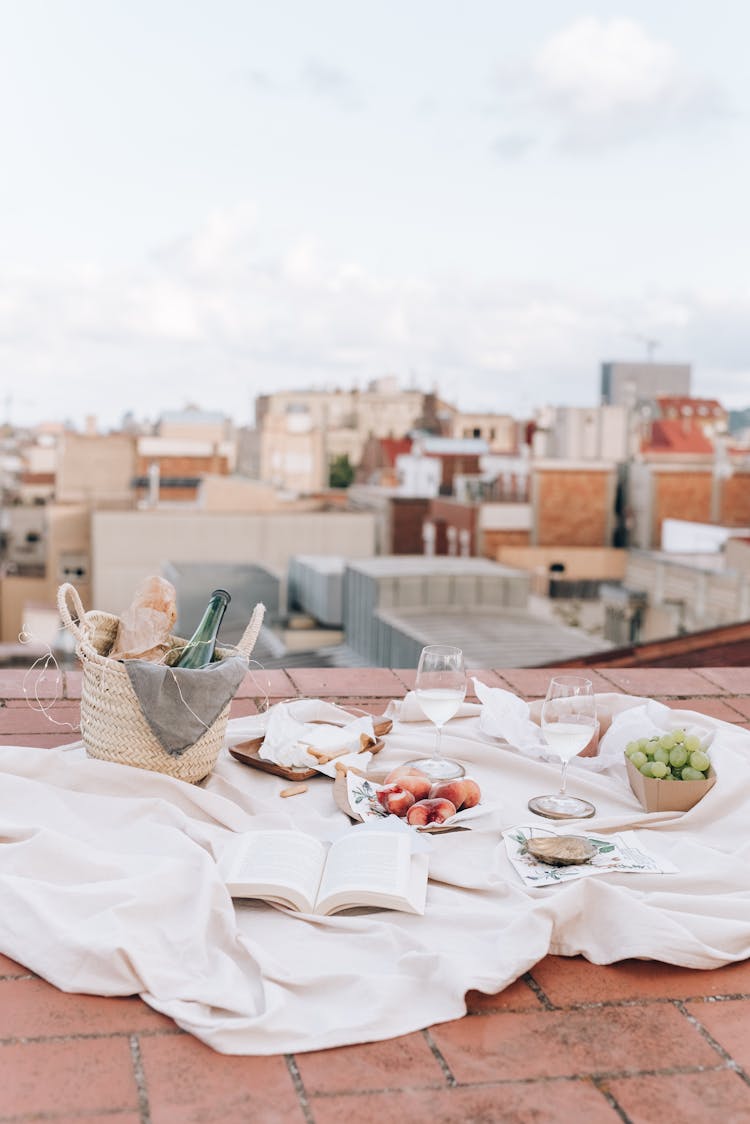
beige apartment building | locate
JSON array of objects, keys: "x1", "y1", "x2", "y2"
[
  {"x1": 90, "y1": 508, "x2": 378, "y2": 613},
  {"x1": 157, "y1": 407, "x2": 232, "y2": 445},
  {"x1": 250, "y1": 378, "x2": 524, "y2": 493},
  {"x1": 56, "y1": 432, "x2": 137, "y2": 507},
  {"x1": 532, "y1": 405, "x2": 631, "y2": 461},
  {"x1": 449, "y1": 411, "x2": 518, "y2": 453},
  {"x1": 253, "y1": 377, "x2": 432, "y2": 492},
  {"x1": 198, "y1": 474, "x2": 324, "y2": 513},
  {"x1": 0, "y1": 504, "x2": 90, "y2": 645}
]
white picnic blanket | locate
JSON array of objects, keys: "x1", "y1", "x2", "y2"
[{"x1": 1, "y1": 693, "x2": 749, "y2": 1055}]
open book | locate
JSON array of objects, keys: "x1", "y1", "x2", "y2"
[{"x1": 218, "y1": 828, "x2": 429, "y2": 916}]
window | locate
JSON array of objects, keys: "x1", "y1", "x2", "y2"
[{"x1": 58, "y1": 553, "x2": 89, "y2": 582}]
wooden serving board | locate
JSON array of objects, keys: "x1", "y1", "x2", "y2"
[{"x1": 228, "y1": 714, "x2": 392, "y2": 782}]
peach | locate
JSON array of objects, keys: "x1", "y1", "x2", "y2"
[
  {"x1": 376, "y1": 784, "x2": 415, "y2": 817},
  {"x1": 429, "y1": 778, "x2": 481, "y2": 811},
  {"x1": 383, "y1": 766, "x2": 432, "y2": 801},
  {"x1": 406, "y1": 797, "x2": 457, "y2": 826},
  {"x1": 385, "y1": 765, "x2": 429, "y2": 781}
]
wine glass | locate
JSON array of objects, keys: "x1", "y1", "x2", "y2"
[
  {"x1": 410, "y1": 644, "x2": 467, "y2": 781},
  {"x1": 527, "y1": 675, "x2": 597, "y2": 820}
]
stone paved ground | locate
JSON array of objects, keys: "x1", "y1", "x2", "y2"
[{"x1": 1, "y1": 666, "x2": 749, "y2": 1124}]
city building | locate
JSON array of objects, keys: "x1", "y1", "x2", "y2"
[
  {"x1": 357, "y1": 435, "x2": 413, "y2": 487},
  {"x1": 134, "y1": 435, "x2": 233, "y2": 505},
  {"x1": 55, "y1": 432, "x2": 137, "y2": 507},
  {"x1": 252, "y1": 378, "x2": 440, "y2": 493},
  {"x1": 89, "y1": 507, "x2": 378, "y2": 614},
  {"x1": 157, "y1": 406, "x2": 232, "y2": 445},
  {"x1": 341, "y1": 556, "x2": 612, "y2": 668},
  {"x1": 532, "y1": 405, "x2": 630, "y2": 461},
  {"x1": 638, "y1": 396, "x2": 728, "y2": 455},
  {"x1": 404, "y1": 434, "x2": 487, "y2": 495},
  {"x1": 600, "y1": 360, "x2": 691, "y2": 406},
  {"x1": 448, "y1": 410, "x2": 518, "y2": 452},
  {"x1": 132, "y1": 408, "x2": 237, "y2": 505},
  {"x1": 0, "y1": 504, "x2": 90, "y2": 647},
  {"x1": 628, "y1": 459, "x2": 750, "y2": 550}
]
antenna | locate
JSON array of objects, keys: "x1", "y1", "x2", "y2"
[{"x1": 631, "y1": 334, "x2": 660, "y2": 362}]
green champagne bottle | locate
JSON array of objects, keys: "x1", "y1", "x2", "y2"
[{"x1": 174, "y1": 589, "x2": 231, "y2": 669}]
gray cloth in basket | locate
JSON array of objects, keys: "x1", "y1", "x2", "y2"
[{"x1": 123, "y1": 655, "x2": 248, "y2": 756}]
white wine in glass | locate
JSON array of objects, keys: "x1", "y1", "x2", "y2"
[
  {"x1": 410, "y1": 644, "x2": 466, "y2": 781},
  {"x1": 527, "y1": 675, "x2": 597, "y2": 820}
]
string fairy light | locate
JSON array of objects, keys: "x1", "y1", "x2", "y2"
[{"x1": 19, "y1": 623, "x2": 80, "y2": 732}]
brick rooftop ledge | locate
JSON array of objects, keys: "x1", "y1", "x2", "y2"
[{"x1": 1, "y1": 666, "x2": 749, "y2": 1123}]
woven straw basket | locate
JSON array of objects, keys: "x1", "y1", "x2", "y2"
[{"x1": 57, "y1": 582, "x2": 265, "y2": 784}]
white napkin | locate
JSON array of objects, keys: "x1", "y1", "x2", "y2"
[
  {"x1": 386, "y1": 691, "x2": 481, "y2": 722},
  {"x1": 473, "y1": 678, "x2": 618, "y2": 773},
  {"x1": 258, "y1": 700, "x2": 376, "y2": 770},
  {"x1": 473, "y1": 679, "x2": 547, "y2": 753}
]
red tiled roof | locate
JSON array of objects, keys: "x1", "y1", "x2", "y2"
[{"x1": 641, "y1": 419, "x2": 715, "y2": 454}]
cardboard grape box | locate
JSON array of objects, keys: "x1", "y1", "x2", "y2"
[{"x1": 625, "y1": 755, "x2": 716, "y2": 812}]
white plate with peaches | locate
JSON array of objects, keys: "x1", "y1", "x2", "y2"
[{"x1": 333, "y1": 763, "x2": 485, "y2": 834}]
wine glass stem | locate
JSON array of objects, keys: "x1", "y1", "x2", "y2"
[
  {"x1": 559, "y1": 757, "x2": 569, "y2": 796},
  {"x1": 434, "y1": 723, "x2": 443, "y2": 760}
]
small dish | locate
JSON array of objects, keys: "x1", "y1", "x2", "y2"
[
  {"x1": 522, "y1": 835, "x2": 597, "y2": 866},
  {"x1": 333, "y1": 767, "x2": 472, "y2": 834}
]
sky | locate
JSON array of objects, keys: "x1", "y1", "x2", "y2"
[{"x1": 1, "y1": 0, "x2": 749, "y2": 429}]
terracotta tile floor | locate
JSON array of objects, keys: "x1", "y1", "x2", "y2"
[{"x1": 1, "y1": 667, "x2": 749, "y2": 1124}]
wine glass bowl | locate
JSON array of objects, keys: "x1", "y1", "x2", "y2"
[
  {"x1": 528, "y1": 675, "x2": 597, "y2": 820},
  {"x1": 410, "y1": 644, "x2": 466, "y2": 781}
]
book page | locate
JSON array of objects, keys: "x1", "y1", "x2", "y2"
[
  {"x1": 316, "y1": 830, "x2": 414, "y2": 913},
  {"x1": 221, "y1": 830, "x2": 327, "y2": 911}
]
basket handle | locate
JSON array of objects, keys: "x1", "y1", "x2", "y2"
[
  {"x1": 57, "y1": 582, "x2": 88, "y2": 642},
  {"x1": 237, "y1": 602, "x2": 265, "y2": 658}
]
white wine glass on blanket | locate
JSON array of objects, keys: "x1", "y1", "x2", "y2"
[
  {"x1": 527, "y1": 675, "x2": 597, "y2": 820},
  {"x1": 410, "y1": 644, "x2": 466, "y2": 781}
]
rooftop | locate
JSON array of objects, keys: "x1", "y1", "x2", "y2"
[
  {"x1": 378, "y1": 606, "x2": 612, "y2": 667},
  {"x1": 347, "y1": 556, "x2": 516, "y2": 577},
  {"x1": 1, "y1": 665, "x2": 749, "y2": 1121},
  {"x1": 642, "y1": 419, "x2": 715, "y2": 455}
]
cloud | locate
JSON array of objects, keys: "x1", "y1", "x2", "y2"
[
  {"x1": 0, "y1": 206, "x2": 749, "y2": 427},
  {"x1": 245, "y1": 58, "x2": 363, "y2": 111},
  {"x1": 492, "y1": 131, "x2": 536, "y2": 160},
  {"x1": 300, "y1": 58, "x2": 363, "y2": 110},
  {"x1": 492, "y1": 18, "x2": 727, "y2": 154}
]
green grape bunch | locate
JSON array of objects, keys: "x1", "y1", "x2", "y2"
[{"x1": 624, "y1": 729, "x2": 711, "y2": 781}]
